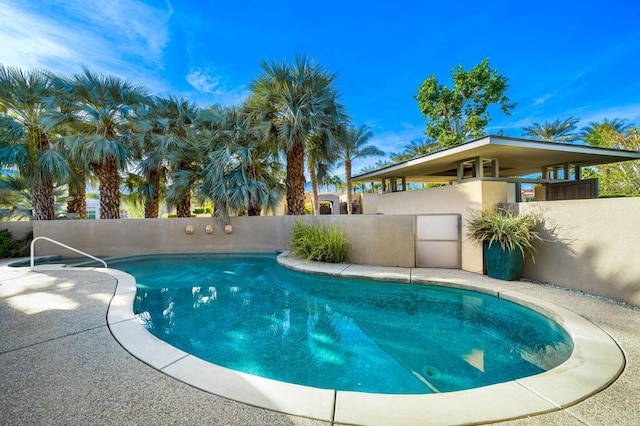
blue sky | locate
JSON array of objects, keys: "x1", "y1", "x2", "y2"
[{"x1": 2, "y1": 0, "x2": 640, "y2": 173}]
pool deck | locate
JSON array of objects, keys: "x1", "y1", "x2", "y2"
[{"x1": 1, "y1": 255, "x2": 638, "y2": 425}]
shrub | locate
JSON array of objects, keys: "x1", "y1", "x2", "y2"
[
  {"x1": 290, "y1": 220, "x2": 349, "y2": 263},
  {"x1": 466, "y1": 209, "x2": 543, "y2": 260},
  {"x1": 0, "y1": 229, "x2": 32, "y2": 258},
  {"x1": 193, "y1": 207, "x2": 213, "y2": 214}
]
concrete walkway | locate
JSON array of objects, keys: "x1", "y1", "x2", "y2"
[{"x1": 1, "y1": 262, "x2": 638, "y2": 425}]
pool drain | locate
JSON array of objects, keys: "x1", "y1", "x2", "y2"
[{"x1": 422, "y1": 366, "x2": 440, "y2": 378}]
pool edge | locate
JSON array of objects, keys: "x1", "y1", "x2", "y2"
[{"x1": 99, "y1": 253, "x2": 624, "y2": 425}]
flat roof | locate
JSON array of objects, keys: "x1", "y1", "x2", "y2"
[{"x1": 352, "y1": 135, "x2": 640, "y2": 183}]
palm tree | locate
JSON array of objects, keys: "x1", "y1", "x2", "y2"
[
  {"x1": 0, "y1": 173, "x2": 69, "y2": 220},
  {"x1": 522, "y1": 117, "x2": 580, "y2": 142},
  {"x1": 198, "y1": 106, "x2": 284, "y2": 221},
  {"x1": 338, "y1": 125, "x2": 384, "y2": 213},
  {"x1": 581, "y1": 119, "x2": 630, "y2": 148},
  {"x1": 56, "y1": 68, "x2": 150, "y2": 219},
  {"x1": 248, "y1": 55, "x2": 344, "y2": 215},
  {"x1": 134, "y1": 96, "x2": 199, "y2": 218},
  {"x1": 165, "y1": 105, "x2": 227, "y2": 218},
  {"x1": 389, "y1": 138, "x2": 440, "y2": 163},
  {"x1": 0, "y1": 174, "x2": 33, "y2": 220},
  {"x1": 306, "y1": 131, "x2": 339, "y2": 214},
  {"x1": 0, "y1": 65, "x2": 70, "y2": 220},
  {"x1": 581, "y1": 119, "x2": 639, "y2": 196}
]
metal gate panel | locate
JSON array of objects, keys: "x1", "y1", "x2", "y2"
[{"x1": 415, "y1": 214, "x2": 461, "y2": 268}]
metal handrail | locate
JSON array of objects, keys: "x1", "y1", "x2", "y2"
[{"x1": 30, "y1": 236, "x2": 107, "y2": 269}]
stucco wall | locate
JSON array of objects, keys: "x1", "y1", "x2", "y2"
[
  {"x1": 517, "y1": 198, "x2": 640, "y2": 307},
  {"x1": 360, "y1": 181, "x2": 512, "y2": 272},
  {"x1": 6, "y1": 191, "x2": 637, "y2": 305},
  {"x1": 25, "y1": 215, "x2": 416, "y2": 268},
  {"x1": 1, "y1": 222, "x2": 33, "y2": 240}
]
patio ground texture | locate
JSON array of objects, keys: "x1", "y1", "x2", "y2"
[{"x1": 1, "y1": 261, "x2": 638, "y2": 425}]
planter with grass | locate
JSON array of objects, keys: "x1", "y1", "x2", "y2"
[
  {"x1": 290, "y1": 220, "x2": 349, "y2": 263},
  {"x1": 466, "y1": 209, "x2": 542, "y2": 281}
]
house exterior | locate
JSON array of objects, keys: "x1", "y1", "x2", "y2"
[{"x1": 351, "y1": 135, "x2": 640, "y2": 305}]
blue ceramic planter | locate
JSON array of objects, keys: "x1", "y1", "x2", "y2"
[{"x1": 483, "y1": 241, "x2": 523, "y2": 281}]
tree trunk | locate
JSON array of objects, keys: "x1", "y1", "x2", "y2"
[
  {"x1": 176, "y1": 193, "x2": 191, "y2": 217},
  {"x1": 247, "y1": 203, "x2": 262, "y2": 216},
  {"x1": 286, "y1": 140, "x2": 306, "y2": 215},
  {"x1": 67, "y1": 168, "x2": 86, "y2": 219},
  {"x1": 32, "y1": 180, "x2": 55, "y2": 220},
  {"x1": 31, "y1": 131, "x2": 55, "y2": 220},
  {"x1": 144, "y1": 167, "x2": 161, "y2": 218},
  {"x1": 345, "y1": 160, "x2": 353, "y2": 214},
  {"x1": 98, "y1": 154, "x2": 121, "y2": 219},
  {"x1": 307, "y1": 157, "x2": 319, "y2": 215}
]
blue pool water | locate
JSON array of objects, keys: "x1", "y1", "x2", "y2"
[{"x1": 120, "y1": 253, "x2": 573, "y2": 394}]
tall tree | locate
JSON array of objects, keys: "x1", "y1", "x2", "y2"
[
  {"x1": 581, "y1": 120, "x2": 639, "y2": 196},
  {"x1": 57, "y1": 68, "x2": 150, "y2": 219},
  {"x1": 389, "y1": 138, "x2": 440, "y2": 163},
  {"x1": 415, "y1": 58, "x2": 515, "y2": 147},
  {"x1": 134, "y1": 96, "x2": 199, "y2": 218},
  {"x1": 198, "y1": 106, "x2": 284, "y2": 221},
  {"x1": 581, "y1": 119, "x2": 629, "y2": 147},
  {"x1": 0, "y1": 65, "x2": 70, "y2": 220},
  {"x1": 338, "y1": 125, "x2": 384, "y2": 214},
  {"x1": 0, "y1": 174, "x2": 33, "y2": 220},
  {"x1": 522, "y1": 117, "x2": 580, "y2": 142},
  {"x1": 248, "y1": 55, "x2": 345, "y2": 215},
  {"x1": 306, "y1": 131, "x2": 338, "y2": 214}
]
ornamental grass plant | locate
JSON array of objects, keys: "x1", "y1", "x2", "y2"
[
  {"x1": 290, "y1": 220, "x2": 349, "y2": 263},
  {"x1": 466, "y1": 209, "x2": 543, "y2": 261}
]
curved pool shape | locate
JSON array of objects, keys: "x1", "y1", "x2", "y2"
[
  {"x1": 122, "y1": 253, "x2": 572, "y2": 394},
  {"x1": 104, "y1": 252, "x2": 625, "y2": 425}
]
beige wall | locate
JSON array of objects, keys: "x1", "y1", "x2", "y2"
[
  {"x1": 361, "y1": 181, "x2": 512, "y2": 272},
  {"x1": 23, "y1": 215, "x2": 416, "y2": 268},
  {"x1": 1, "y1": 222, "x2": 33, "y2": 240},
  {"x1": 5, "y1": 190, "x2": 638, "y2": 306},
  {"x1": 516, "y1": 198, "x2": 640, "y2": 307}
]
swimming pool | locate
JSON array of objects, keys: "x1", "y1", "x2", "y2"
[
  {"x1": 115, "y1": 253, "x2": 572, "y2": 394},
  {"x1": 104, "y1": 252, "x2": 624, "y2": 424}
]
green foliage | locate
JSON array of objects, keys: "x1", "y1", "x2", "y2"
[
  {"x1": 193, "y1": 207, "x2": 212, "y2": 214},
  {"x1": 581, "y1": 123, "x2": 640, "y2": 196},
  {"x1": 121, "y1": 195, "x2": 145, "y2": 218},
  {"x1": 290, "y1": 220, "x2": 349, "y2": 263},
  {"x1": 0, "y1": 229, "x2": 32, "y2": 258},
  {"x1": 522, "y1": 117, "x2": 580, "y2": 142},
  {"x1": 247, "y1": 55, "x2": 346, "y2": 215},
  {"x1": 466, "y1": 209, "x2": 543, "y2": 261},
  {"x1": 415, "y1": 58, "x2": 515, "y2": 147}
]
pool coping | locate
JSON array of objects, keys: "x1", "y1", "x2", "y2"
[{"x1": 99, "y1": 252, "x2": 624, "y2": 426}]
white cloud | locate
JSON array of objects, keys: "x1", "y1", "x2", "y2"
[
  {"x1": 59, "y1": 0, "x2": 172, "y2": 65},
  {"x1": 533, "y1": 94, "x2": 553, "y2": 105},
  {"x1": 0, "y1": 0, "x2": 172, "y2": 91},
  {"x1": 186, "y1": 69, "x2": 222, "y2": 93},
  {"x1": 571, "y1": 104, "x2": 640, "y2": 126},
  {"x1": 0, "y1": 2, "x2": 79, "y2": 69},
  {"x1": 185, "y1": 67, "x2": 248, "y2": 106}
]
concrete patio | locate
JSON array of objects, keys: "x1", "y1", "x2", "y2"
[{"x1": 1, "y1": 260, "x2": 638, "y2": 425}]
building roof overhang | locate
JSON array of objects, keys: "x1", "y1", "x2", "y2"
[{"x1": 352, "y1": 135, "x2": 640, "y2": 183}]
